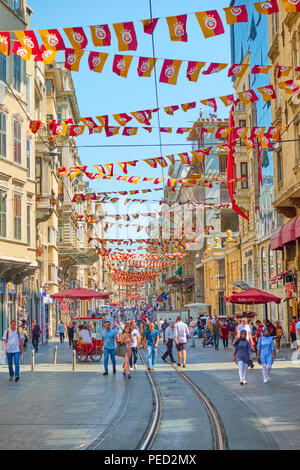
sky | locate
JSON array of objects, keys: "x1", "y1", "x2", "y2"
[{"x1": 28, "y1": 0, "x2": 236, "y2": 240}]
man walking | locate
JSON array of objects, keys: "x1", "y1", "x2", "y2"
[
  {"x1": 102, "y1": 321, "x2": 117, "y2": 376},
  {"x1": 58, "y1": 321, "x2": 65, "y2": 344},
  {"x1": 2, "y1": 320, "x2": 24, "y2": 382},
  {"x1": 143, "y1": 322, "x2": 159, "y2": 371},
  {"x1": 213, "y1": 318, "x2": 221, "y2": 350},
  {"x1": 31, "y1": 320, "x2": 41, "y2": 353},
  {"x1": 161, "y1": 319, "x2": 169, "y2": 342},
  {"x1": 174, "y1": 315, "x2": 189, "y2": 368},
  {"x1": 189, "y1": 316, "x2": 196, "y2": 347},
  {"x1": 129, "y1": 321, "x2": 140, "y2": 370},
  {"x1": 162, "y1": 321, "x2": 176, "y2": 363}
]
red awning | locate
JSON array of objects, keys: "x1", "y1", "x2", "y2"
[
  {"x1": 270, "y1": 227, "x2": 283, "y2": 250},
  {"x1": 59, "y1": 300, "x2": 69, "y2": 312},
  {"x1": 295, "y1": 215, "x2": 300, "y2": 239},
  {"x1": 51, "y1": 287, "x2": 109, "y2": 300},
  {"x1": 282, "y1": 217, "x2": 297, "y2": 245},
  {"x1": 225, "y1": 288, "x2": 281, "y2": 305}
]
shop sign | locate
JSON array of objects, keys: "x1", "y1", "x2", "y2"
[{"x1": 7, "y1": 282, "x2": 16, "y2": 295}]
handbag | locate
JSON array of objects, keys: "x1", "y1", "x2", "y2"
[{"x1": 115, "y1": 341, "x2": 126, "y2": 357}]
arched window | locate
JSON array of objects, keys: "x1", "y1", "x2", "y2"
[
  {"x1": 269, "y1": 245, "x2": 275, "y2": 288},
  {"x1": 261, "y1": 248, "x2": 267, "y2": 289}
]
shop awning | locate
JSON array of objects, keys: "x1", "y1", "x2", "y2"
[
  {"x1": 225, "y1": 288, "x2": 281, "y2": 305},
  {"x1": 165, "y1": 276, "x2": 183, "y2": 285},
  {"x1": 270, "y1": 271, "x2": 290, "y2": 284},
  {"x1": 295, "y1": 215, "x2": 300, "y2": 239},
  {"x1": 282, "y1": 217, "x2": 297, "y2": 245},
  {"x1": 270, "y1": 227, "x2": 283, "y2": 250},
  {"x1": 59, "y1": 300, "x2": 69, "y2": 312}
]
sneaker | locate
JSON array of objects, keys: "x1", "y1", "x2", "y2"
[
  {"x1": 127, "y1": 374, "x2": 131, "y2": 379},
  {"x1": 129, "y1": 367, "x2": 133, "y2": 371},
  {"x1": 263, "y1": 379, "x2": 267, "y2": 383},
  {"x1": 103, "y1": 372, "x2": 108, "y2": 376},
  {"x1": 9, "y1": 377, "x2": 13, "y2": 382},
  {"x1": 243, "y1": 380, "x2": 247, "y2": 384},
  {"x1": 15, "y1": 376, "x2": 20, "y2": 382},
  {"x1": 113, "y1": 368, "x2": 116, "y2": 374},
  {"x1": 122, "y1": 372, "x2": 126, "y2": 377},
  {"x1": 240, "y1": 381, "x2": 244, "y2": 385},
  {"x1": 182, "y1": 364, "x2": 186, "y2": 368},
  {"x1": 177, "y1": 363, "x2": 181, "y2": 367},
  {"x1": 133, "y1": 364, "x2": 137, "y2": 369}
]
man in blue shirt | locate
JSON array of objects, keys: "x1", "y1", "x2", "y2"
[
  {"x1": 143, "y1": 322, "x2": 159, "y2": 371},
  {"x1": 102, "y1": 321, "x2": 117, "y2": 376}
]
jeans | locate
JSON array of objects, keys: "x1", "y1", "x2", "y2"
[
  {"x1": 222, "y1": 338, "x2": 228, "y2": 348},
  {"x1": 103, "y1": 347, "x2": 116, "y2": 373},
  {"x1": 129, "y1": 347, "x2": 138, "y2": 367},
  {"x1": 213, "y1": 333, "x2": 220, "y2": 349},
  {"x1": 7, "y1": 352, "x2": 20, "y2": 377},
  {"x1": 59, "y1": 333, "x2": 64, "y2": 343},
  {"x1": 68, "y1": 335, "x2": 74, "y2": 347},
  {"x1": 147, "y1": 345, "x2": 157, "y2": 368}
]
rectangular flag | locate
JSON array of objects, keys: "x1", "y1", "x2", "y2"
[
  {"x1": 195, "y1": 10, "x2": 225, "y2": 38},
  {"x1": 186, "y1": 61, "x2": 206, "y2": 81},
  {"x1": 261, "y1": 134, "x2": 273, "y2": 149},
  {"x1": 243, "y1": 137, "x2": 256, "y2": 150},
  {"x1": 137, "y1": 57, "x2": 156, "y2": 77},
  {"x1": 64, "y1": 48, "x2": 84, "y2": 71},
  {"x1": 181, "y1": 102, "x2": 196, "y2": 112},
  {"x1": 34, "y1": 45, "x2": 58, "y2": 63},
  {"x1": 202, "y1": 62, "x2": 228, "y2": 75},
  {"x1": 215, "y1": 127, "x2": 230, "y2": 139},
  {"x1": 166, "y1": 14, "x2": 188, "y2": 42},
  {"x1": 52, "y1": 124, "x2": 68, "y2": 136},
  {"x1": 113, "y1": 22, "x2": 138, "y2": 51},
  {"x1": 122, "y1": 127, "x2": 138, "y2": 136},
  {"x1": 238, "y1": 89, "x2": 259, "y2": 104},
  {"x1": 277, "y1": 66, "x2": 292, "y2": 78},
  {"x1": 131, "y1": 111, "x2": 151, "y2": 125},
  {"x1": 112, "y1": 54, "x2": 133, "y2": 77},
  {"x1": 223, "y1": 5, "x2": 248, "y2": 24},
  {"x1": 96, "y1": 115, "x2": 109, "y2": 127},
  {"x1": 232, "y1": 127, "x2": 248, "y2": 140},
  {"x1": 164, "y1": 105, "x2": 179, "y2": 115},
  {"x1": 69, "y1": 125, "x2": 85, "y2": 137},
  {"x1": 90, "y1": 25, "x2": 111, "y2": 46},
  {"x1": 254, "y1": 0, "x2": 279, "y2": 14},
  {"x1": 88, "y1": 51, "x2": 108, "y2": 73},
  {"x1": 228, "y1": 64, "x2": 249, "y2": 77},
  {"x1": 257, "y1": 85, "x2": 276, "y2": 101},
  {"x1": 266, "y1": 126, "x2": 281, "y2": 140},
  {"x1": 0, "y1": 32, "x2": 10, "y2": 55},
  {"x1": 14, "y1": 30, "x2": 40, "y2": 55},
  {"x1": 278, "y1": 79, "x2": 299, "y2": 94},
  {"x1": 12, "y1": 41, "x2": 32, "y2": 60},
  {"x1": 250, "y1": 127, "x2": 266, "y2": 139},
  {"x1": 251, "y1": 65, "x2": 272, "y2": 74},
  {"x1": 200, "y1": 98, "x2": 217, "y2": 113},
  {"x1": 105, "y1": 126, "x2": 120, "y2": 137},
  {"x1": 219, "y1": 94, "x2": 236, "y2": 106},
  {"x1": 281, "y1": 0, "x2": 300, "y2": 11},
  {"x1": 89, "y1": 126, "x2": 103, "y2": 135},
  {"x1": 113, "y1": 113, "x2": 132, "y2": 126},
  {"x1": 38, "y1": 29, "x2": 66, "y2": 51},
  {"x1": 159, "y1": 59, "x2": 182, "y2": 85},
  {"x1": 63, "y1": 27, "x2": 88, "y2": 50},
  {"x1": 141, "y1": 18, "x2": 159, "y2": 34},
  {"x1": 155, "y1": 157, "x2": 168, "y2": 167},
  {"x1": 178, "y1": 153, "x2": 191, "y2": 165},
  {"x1": 144, "y1": 158, "x2": 158, "y2": 168}
]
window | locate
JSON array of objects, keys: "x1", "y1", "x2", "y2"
[
  {"x1": 13, "y1": 55, "x2": 22, "y2": 93},
  {"x1": 14, "y1": 194, "x2": 21, "y2": 240},
  {"x1": 0, "y1": 190, "x2": 6, "y2": 238},
  {"x1": 269, "y1": 246, "x2": 275, "y2": 287},
  {"x1": 13, "y1": 0, "x2": 20, "y2": 11},
  {"x1": 45, "y1": 79, "x2": 53, "y2": 96},
  {"x1": 35, "y1": 157, "x2": 42, "y2": 195},
  {"x1": 48, "y1": 264, "x2": 56, "y2": 282},
  {"x1": 48, "y1": 226, "x2": 56, "y2": 244},
  {"x1": 26, "y1": 139, "x2": 30, "y2": 177},
  {"x1": 13, "y1": 119, "x2": 21, "y2": 164},
  {"x1": 57, "y1": 106, "x2": 62, "y2": 123},
  {"x1": 240, "y1": 162, "x2": 248, "y2": 189},
  {"x1": 0, "y1": 53, "x2": 6, "y2": 82},
  {"x1": 57, "y1": 226, "x2": 63, "y2": 243},
  {"x1": 27, "y1": 205, "x2": 31, "y2": 246},
  {"x1": 277, "y1": 151, "x2": 283, "y2": 183},
  {"x1": 0, "y1": 113, "x2": 6, "y2": 158},
  {"x1": 239, "y1": 119, "x2": 246, "y2": 146},
  {"x1": 261, "y1": 248, "x2": 267, "y2": 289},
  {"x1": 219, "y1": 154, "x2": 227, "y2": 173}
]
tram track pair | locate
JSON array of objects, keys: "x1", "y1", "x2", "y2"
[{"x1": 138, "y1": 348, "x2": 228, "y2": 451}]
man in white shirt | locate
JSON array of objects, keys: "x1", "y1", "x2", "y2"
[
  {"x1": 129, "y1": 321, "x2": 140, "y2": 370},
  {"x1": 162, "y1": 321, "x2": 175, "y2": 363},
  {"x1": 174, "y1": 315, "x2": 190, "y2": 368},
  {"x1": 2, "y1": 320, "x2": 24, "y2": 382}
]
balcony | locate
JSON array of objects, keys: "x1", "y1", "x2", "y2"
[{"x1": 36, "y1": 195, "x2": 56, "y2": 224}]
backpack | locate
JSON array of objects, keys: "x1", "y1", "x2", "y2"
[{"x1": 6, "y1": 328, "x2": 20, "y2": 341}]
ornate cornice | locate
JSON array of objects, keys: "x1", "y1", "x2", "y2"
[
  {"x1": 13, "y1": 112, "x2": 24, "y2": 123},
  {"x1": 0, "y1": 104, "x2": 9, "y2": 114}
]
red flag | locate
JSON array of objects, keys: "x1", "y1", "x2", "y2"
[
  {"x1": 137, "y1": 57, "x2": 156, "y2": 77},
  {"x1": 64, "y1": 48, "x2": 84, "y2": 71},
  {"x1": 143, "y1": 127, "x2": 153, "y2": 133},
  {"x1": 79, "y1": 117, "x2": 98, "y2": 128},
  {"x1": 164, "y1": 105, "x2": 179, "y2": 115},
  {"x1": 251, "y1": 65, "x2": 271, "y2": 74},
  {"x1": 112, "y1": 54, "x2": 133, "y2": 78},
  {"x1": 88, "y1": 51, "x2": 108, "y2": 73},
  {"x1": 141, "y1": 18, "x2": 159, "y2": 34},
  {"x1": 250, "y1": 127, "x2": 266, "y2": 139},
  {"x1": 12, "y1": 41, "x2": 32, "y2": 60},
  {"x1": 34, "y1": 45, "x2": 57, "y2": 63},
  {"x1": 69, "y1": 125, "x2": 85, "y2": 137},
  {"x1": 277, "y1": 66, "x2": 292, "y2": 78},
  {"x1": 177, "y1": 128, "x2": 191, "y2": 134},
  {"x1": 282, "y1": 0, "x2": 300, "y2": 11},
  {"x1": 38, "y1": 29, "x2": 65, "y2": 51},
  {"x1": 105, "y1": 126, "x2": 120, "y2": 137},
  {"x1": 90, "y1": 25, "x2": 111, "y2": 47},
  {"x1": 113, "y1": 22, "x2": 138, "y2": 51},
  {"x1": 257, "y1": 85, "x2": 276, "y2": 101},
  {"x1": 29, "y1": 121, "x2": 42, "y2": 134},
  {"x1": 14, "y1": 30, "x2": 40, "y2": 55},
  {"x1": 0, "y1": 32, "x2": 10, "y2": 56},
  {"x1": 202, "y1": 62, "x2": 227, "y2": 75},
  {"x1": 63, "y1": 27, "x2": 88, "y2": 50},
  {"x1": 131, "y1": 111, "x2": 151, "y2": 126},
  {"x1": 122, "y1": 127, "x2": 138, "y2": 136},
  {"x1": 219, "y1": 94, "x2": 236, "y2": 106},
  {"x1": 238, "y1": 89, "x2": 259, "y2": 104},
  {"x1": 228, "y1": 64, "x2": 249, "y2": 77},
  {"x1": 159, "y1": 59, "x2": 182, "y2": 85},
  {"x1": 166, "y1": 14, "x2": 188, "y2": 42},
  {"x1": 254, "y1": 0, "x2": 279, "y2": 14},
  {"x1": 195, "y1": 10, "x2": 225, "y2": 38},
  {"x1": 113, "y1": 113, "x2": 132, "y2": 126},
  {"x1": 186, "y1": 61, "x2": 205, "y2": 81},
  {"x1": 200, "y1": 98, "x2": 217, "y2": 113},
  {"x1": 96, "y1": 115, "x2": 109, "y2": 127},
  {"x1": 223, "y1": 5, "x2": 248, "y2": 24},
  {"x1": 181, "y1": 102, "x2": 196, "y2": 112}
]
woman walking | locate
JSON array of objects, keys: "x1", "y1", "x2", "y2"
[
  {"x1": 220, "y1": 320, "x2": 230, "y2": 349},
  {"x1": 120, "y1": 325, "x2": 132, "y2": 379},
  {"x1": 257, "y1": 327, "x2": 275, "y2": 383},
  {"x1": 233, "y1": 330, "x2": 252, "y2": 385}
]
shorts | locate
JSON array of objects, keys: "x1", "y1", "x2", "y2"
[{"x1": 176, "y1": 342, "x2": 186, "y2": 351}]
